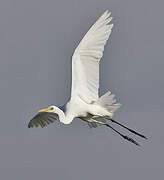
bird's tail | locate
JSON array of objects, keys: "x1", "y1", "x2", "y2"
[{"x1": 96, "y1": 91, "x2": 121, "y2": 113}]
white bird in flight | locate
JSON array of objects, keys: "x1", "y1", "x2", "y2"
[{"x1": 28, "y1": 10, "x2": 147, "y2": 146}]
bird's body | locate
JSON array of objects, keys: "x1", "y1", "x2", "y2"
[
  {"x1": 62, "y1": 10, "x2": 120, "y2": 124},
  {"x1": 64, "y1": 95, "x2": 113, "y2": 124},
  {"x1": 28, "y1": 10, "x2": 147, "y2": 146}
]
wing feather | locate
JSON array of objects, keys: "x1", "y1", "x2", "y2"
[
  {"x1": 71, "y1": 10, "x2": 113, "y2": 103},
  {"x1": 28, "y1": 112, "x2": 58, "y2": 128}
]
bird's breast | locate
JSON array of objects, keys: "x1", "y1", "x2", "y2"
[{"x1": 65, "y1": 98, "x2": 88, "y2": 120}]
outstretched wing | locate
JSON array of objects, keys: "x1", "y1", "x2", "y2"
[
  {"x1": 28, "y1": 112, "x2": 58, "y2": 128},
  {"x1": 71, "y1": 10, "x2": 113, "y2": 103}
]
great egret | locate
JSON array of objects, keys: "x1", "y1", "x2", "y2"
[{"x1": 28, "y1": 10, "x2": 147, "y2": 146}]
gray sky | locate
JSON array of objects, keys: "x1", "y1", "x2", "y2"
[{"x1": 0, "y1": 0, "x2": 164, "y2": 179}]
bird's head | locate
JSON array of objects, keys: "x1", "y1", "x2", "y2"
[{"x1": 38, "y1": 105, "x2": 58, "y2": 113}]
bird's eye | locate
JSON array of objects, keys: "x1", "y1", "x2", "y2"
[{"x1": 50, "y1": 107, "x2": 54, "y2": 110}]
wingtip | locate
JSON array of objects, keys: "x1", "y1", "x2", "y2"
[
  {"x1": 104, "y1": 10, "x2": 111, "y2": 14},
  {"x1": 102, "y1": 10, "x2": 111, "y2": 18},
  {"x1": 28, "y1": 123, "x2": 32, "y2": 128}
]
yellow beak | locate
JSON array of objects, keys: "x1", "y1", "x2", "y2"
[{"x1": 38, "y1": 107, "x2": 51, "y2": 112}]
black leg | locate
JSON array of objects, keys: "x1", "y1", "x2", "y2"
[
  {"x1": 106, "y1": 118, "x2": 147, "y2": 139},
  {"x1": 91, "y1": 119, "x2": 140, "y2": 146},
  {"x1": 105, "y1": 123, "x2": 140, "y2": 146}
]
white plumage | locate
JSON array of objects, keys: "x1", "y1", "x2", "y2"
[
  {"x1": 28, "y1": 10, "x2": 147, "y2": 146},
  {"x1": 71, "y1": 10, "x2": 113, "y2": 103},
  {"x1": 65, "y1": 10, "x2": 120, "y2": 124}
]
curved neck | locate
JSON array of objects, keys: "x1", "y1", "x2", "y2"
[
  {"x1": 55, "y1": 107, "x2": 65, "y2": 123},
  {"x1": 54, "y1": 106, "x2": 74, "y2": 125}
]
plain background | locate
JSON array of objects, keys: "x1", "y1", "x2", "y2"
[{"x1": 0, "y1": 0, "x2": 163, "y2": 179}]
